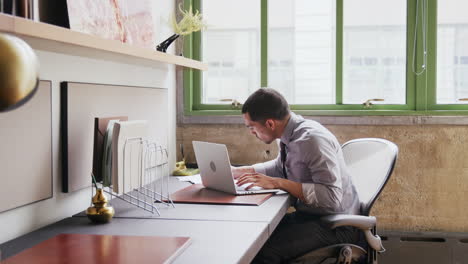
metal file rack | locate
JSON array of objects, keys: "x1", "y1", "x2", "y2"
[{"x1": 94, "y1": 138, "x2": 174, "y2": 216}]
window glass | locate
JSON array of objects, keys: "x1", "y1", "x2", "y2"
[
  {"x1": 343, "y1": 0, "x2": 406, "y2": 105},
  {"x1": 437, "y1": 0, "x2": 468, "y2": 104},
  {"x1": 201, "y1": 0, "x2": 260, "y2": 104},
  {"x1": 268, "y1": 0, "x2": 335, "y2": 104}
]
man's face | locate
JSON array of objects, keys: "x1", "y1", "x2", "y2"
[{"x1": 243, "y1": 113, "x2": 276, "y2": 144}]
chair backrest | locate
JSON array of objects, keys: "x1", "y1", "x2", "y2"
[{"x1": 342, "y1": 138, "x2": 398, "y2": 216}]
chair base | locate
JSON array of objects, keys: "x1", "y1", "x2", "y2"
[{"x1": 290, "y1": 244, "x2": 367, "y2": 264}]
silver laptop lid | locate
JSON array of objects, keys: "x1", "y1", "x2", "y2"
[{"x1": 192, "y1": 141, "x2": 237, "y2": 194}]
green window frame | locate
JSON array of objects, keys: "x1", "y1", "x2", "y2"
[{"x1": 183, "y1": 0, "x2": 468, "y2": 116}]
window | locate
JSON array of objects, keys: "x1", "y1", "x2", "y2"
[
  {"x1": 201, "y1": 0, "x2": 260, "y2": 105},
  {"x1": 436, "y1": 0, "x2": 468, "y2": 105},
  {"x1": 343, "y1": 0, "x2": 407, "y2": 105},
  {"x1": 184, "y1": 0, "x2": 468, "y2": 116},
  {"x1": 268, "y1": 0, "x2": 335, "y2": 105}
]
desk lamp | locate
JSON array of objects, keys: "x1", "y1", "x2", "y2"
[{"x1": 0, "y1": 33, "x2": 39, "y2": 112}]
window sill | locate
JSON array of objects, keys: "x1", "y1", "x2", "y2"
[{"x1": 179, "y1": 110, "x2": 468, "y2": 125}]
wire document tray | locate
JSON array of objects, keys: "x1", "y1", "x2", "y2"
[{"x1": 94, "y1": 138, "x2": 174, "y2": 216}]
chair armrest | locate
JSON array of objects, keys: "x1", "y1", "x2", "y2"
[
  {"x1": 321, "y1": 214, "x2": 385, "y2": 252},
  {"x1": 321, "y1": 214, "x2": 376, "y2": 230}
]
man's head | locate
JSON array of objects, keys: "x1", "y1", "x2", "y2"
[{"x1": 241, "y1": 88, "x2": 290, "y2": 144}]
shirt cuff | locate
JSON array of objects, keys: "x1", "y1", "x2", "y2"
[
  {"x1": 302, "y1": 183, "x2": 318, "y2": 206},
  {"x1": 252, "y1": 163, "x2": 267, "y2": 175}
]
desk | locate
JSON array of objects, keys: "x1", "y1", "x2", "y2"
[
  {"x1": 76, "y1": 177, "x2": 291, "y2": 235},
  {"x1": 0, "y1": 217, "x2": 269, "y2": 264},
  {"x1": 2, "y1": 178, "x2": 291, "y2": 263}
]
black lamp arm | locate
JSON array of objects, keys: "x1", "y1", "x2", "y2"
[{"x1": 156, "y1": 34, "x2": 180, "y2": 52}]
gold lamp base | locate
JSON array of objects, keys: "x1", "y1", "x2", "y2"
[
  {"x1": 0, "y1": 34, "x2": 39, "y2": 112},
  {"x1": 86, "y1": 189, "x2": 115, "y2": 224}
]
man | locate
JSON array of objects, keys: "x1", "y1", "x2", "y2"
[{"x1": 232, "y1": 88, "x2": 361, "y2": 263}]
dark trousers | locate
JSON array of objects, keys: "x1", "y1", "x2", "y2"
[{"x1": 252, "y1": 212, "x2": 361, "y2": 264}]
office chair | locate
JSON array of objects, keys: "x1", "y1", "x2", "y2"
[{"x1": 291, "y1": 138, "x2": 398, "y2": 264}]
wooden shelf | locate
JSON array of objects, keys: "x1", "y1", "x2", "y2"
[{"x1": 0, "y1": 14, "x2": 207, "y2": 71}]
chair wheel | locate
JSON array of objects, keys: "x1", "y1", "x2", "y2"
[{"x1": 337, "y1": 246, "x2": 352, "y2": 264}]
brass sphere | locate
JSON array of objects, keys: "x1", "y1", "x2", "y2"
[{"x1": 0, "y1": 34, "x2": 39, "y2": 112}]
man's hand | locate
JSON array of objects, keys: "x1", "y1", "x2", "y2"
[
  {"x1": 236, "y1": 172, "x2": 278, "y2": 190},
  {"x1": 237, "y1": 172, "x2": 306, "y2": 201},
  {"x1": 231, "y1": 166, "x2": 255, "y2": 179}
]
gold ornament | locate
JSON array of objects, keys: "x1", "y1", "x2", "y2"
[{"x1": 86, "y1": 189, "x2": 115, "y2": 223}]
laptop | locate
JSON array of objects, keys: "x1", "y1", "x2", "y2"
[{"x1": 192, "y1": 141, "x2": 281, "y2": 195}]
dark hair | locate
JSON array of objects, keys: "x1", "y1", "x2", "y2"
[{"x1": 242, "y1": 88, "x2": 290, "y2": 122}]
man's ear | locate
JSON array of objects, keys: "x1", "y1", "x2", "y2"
[{"x1": 265, "y1": 119, "x2": 275, "y2": 130}]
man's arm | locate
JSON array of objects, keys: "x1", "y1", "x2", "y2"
[
  {"x1": 231, "y1": 166, "x2": 255, "y2": 179},
  {"x1": 289, "y1": 137, "x2": 344, "y2": 210},
  {"x1": 250, "y1": 151, "x2": 284, "y2": 179},
  {"x1": 231, "y1": 144, "x2": 283, "y2": 179}
]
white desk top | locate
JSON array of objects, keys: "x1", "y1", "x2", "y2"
[
  {"x1": 76, "y1": 177, "x2": 292, "y2": 235},
  {"x1": 0, "y1": 217, "x2": 269, "y2": 264}
]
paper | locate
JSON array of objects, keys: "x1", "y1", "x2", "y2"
[
  {"x1": 112, "y1": 120, "x2": 148, "y2": 194},
  {"x1": 101, "y1": 120, "x2": 119, "y2": 186},
  {"x1": 275, "y1": 190, "x2": 288, "y2": 195},
  {"x1": 176, "y1": 174, "x2": 202, "y2": 184},
  {"x1": 92, "y1": 116, "x2": 127, "y2": 183}
]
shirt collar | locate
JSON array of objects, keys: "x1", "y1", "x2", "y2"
[{"x1": 280, "y1": 112, "x2": 301, "y2": 144}]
